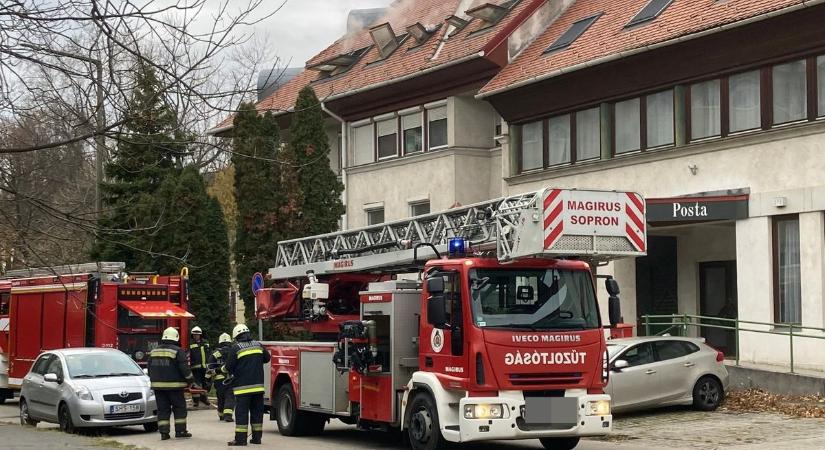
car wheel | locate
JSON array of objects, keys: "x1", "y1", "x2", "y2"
[
  {"x1": 58, "y1": 403, "x2": 76, "y2": 434},
  {"x1": 143, "y1": 421, "x2": 159, "y2": 433},
  {"x1": 693, "y1": 376, "x2": 724, "y2": 411},
  {"x1": 539, "y1": 437, "x2": 581, "y2": 450},
  {"x1": 19, "y1": 399, "x2": 39, "y2": 427},
  {"x1": 407, "y1": 392, "x2": 447, "y2": 450}
]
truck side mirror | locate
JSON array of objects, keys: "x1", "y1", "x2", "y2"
[
  {"x1": 427, "y1": 295, "x2": 447, "y2": 328},
  {"x1": 426, "y1": 277, "x2": 444, "y2": 295},
  {"x1": 605, "y1": 278, "x2": 620, "y2": 296},
  {"x1": 609, "y1": 296, "x2": 622, "y2": 327}
]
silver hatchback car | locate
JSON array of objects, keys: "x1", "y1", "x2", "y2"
[
  {"x1": 19, "y1": 348, "x2": 158, "y2": 433},
  {"x1": 606, "y1": 336, "x2": 730, "y2": 413}
]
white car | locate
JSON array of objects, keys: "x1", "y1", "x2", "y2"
[
  {"x1": 19, "y1": 348, "x2": 158, "y2": 433},
  {"x1": 606, "y1": 336, "x2": 729, "y2": 413}
]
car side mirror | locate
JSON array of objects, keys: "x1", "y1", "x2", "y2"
[
  {"x1": 143, "y1": 368, "x2": 149, "y2": 375},
  {"x1": 44, "y1": 373, "x2": 60, "y2": 383},
  {"x1": 427, "y1": 295, "x2": 447, "y2": 328},
  {"x1": 612, "y1": 360, "x2": 629, "y2": 372}
]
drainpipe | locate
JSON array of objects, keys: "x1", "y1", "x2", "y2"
[{"x1": 321, "y1": 102, "x2": 347, "y2": 230}]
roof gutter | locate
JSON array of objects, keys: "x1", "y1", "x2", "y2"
[
  {"x1": 325, "y1": 51, "x2": 485, "y2": 102},
  {"x1": 205, "y1": 123, "x2": 234, "y2": 136},
  {"x1": 477, "y1": 0, "x2": 825, "y2": 99},
  {"x1": 321, "y1": 102, "x2": 348, "y2": 230}
]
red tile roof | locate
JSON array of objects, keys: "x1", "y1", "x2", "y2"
[
  {"x1": 212, "y1": 0, "x2": 544, "y2": 132},
  {"x1": 479, "y1": 0, "x2": 807, "y2": 96}
]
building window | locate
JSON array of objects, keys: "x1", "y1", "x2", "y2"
[
  {"x1": 402, "y1": 113, "x2": 423, "y2": 154},
  {"x1": 520, "y1": 121, "x2": 544, "y2": 171},
  {"x1": 690, "y1": 79, "x2": 721, "y2": 140},
  {"x1": 646, "y1": 90, "x2": 674, "y2": 147},
  {"x1": 428, "y1": 106, "x2": 448, "y2": 149},
  {"x1": 773, "y1": 215, "x2": 801, "y2": 324},
  {"x1": 729, "y1": 71, "x2": 761, "y2": 133},
  {"x1": 615, "y1": 97, "x2": 641, "y2": 154},
  {"x1": 576, "y1": 107, "x2": 601, "y2": 160},
  {"x1": 366, "y1": 208, "x2": 385, "y2": 226},
  {"x1": 377, "y1": 118, "x2": 398, "y2": 159},
  {"x1": 548, "y1": 115, "x2": 571, "y2": 165},
  {"x1": 352, "y1": 123, "x2": 374, "y2": 166},
  {"x1": 410, "y1": 201, "x2": 430, "y2": 217},
  {"x1": 773, "y1": 60, "x2": 807, "y2": 125},
  {"x1": 817, "y1": 56, "x2": 825, "y2": 117}
]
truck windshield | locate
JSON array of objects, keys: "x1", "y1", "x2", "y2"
[{"x1": 469, "y1": 268, "x2": 599, "y2": 330}]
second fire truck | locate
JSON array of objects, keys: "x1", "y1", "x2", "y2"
[{"x1": 255, "y1": 187, "x2": 647, "y2": 450}]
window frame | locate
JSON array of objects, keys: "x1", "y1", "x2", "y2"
[
  {"x1": 727, "y1": 69, "x2": 763, "y2": 135},
  {"x1": 518, "y1": 120, "x2": 545, "y2": 172},
  {"x1": 375, "y1": 117, "x2": 399, "y2": 160},
  {"x1": 426, "y1": 105, "x2": 448, "y2": 151},
  {"x1": 366, "y1": 208, "x2": 385, "y2": 226},
  {"x1": 351, "y1": 122, "x2": 375, "y2": 166},
  {"x1": 771, "y1": 59, "x2": 809, "y2": 126},
  {"x1": 410, "y1": 200, "x2": 431, "y2": 217},
  {"x1": 401, "y1": 112, "x2": 424, "y2": 155},
  {"x1": 772, "y1": 214, "x2": 802, "y2": 325}
]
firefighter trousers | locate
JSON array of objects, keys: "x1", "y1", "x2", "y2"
[
  {"x1": 215, "y1": 380, "x2": 235, "y2": 419},
  {"x1": 191, "y1": 369, "x2": 210, "y2": 406},
  {"x1": 155, "y1": 390, "x2": 187, "y2": 435},
  {"x1": 233, "y1": 393, "x2": 264, "y2": 444}
]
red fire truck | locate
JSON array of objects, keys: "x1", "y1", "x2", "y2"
[
  {"x1": 0, "y1": 262, "x2": 194, "y2": 403},
  {"x1": 255, "y1": 188, "x2": 647, "y2": 450}
]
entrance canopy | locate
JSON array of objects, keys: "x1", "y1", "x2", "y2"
[{"x1": 119, "y1": 300, "x2": 194, "y2": 318}]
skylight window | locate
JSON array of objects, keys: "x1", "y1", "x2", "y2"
[
  {"x1": 407, "y1": 22, "x2": 439, "y2": 47},
  {"x1": 544, "y1": 13, "x2": 602, "y2": 53},
  {"x1": 466, "y1": 3, "x2": 508, "y2": 28},
  {"x1": 370, "y1": 23, "x2": 400, "y2": 59},
  {"x1": 626, "y1": 0, "x2": 673, "y2": 28},
  {"x1": 308, "y1": 47, "x2": 369, "y2": 79},
  {"x1": 445, "y1": 15, "x2": 470, "y2": 36}
]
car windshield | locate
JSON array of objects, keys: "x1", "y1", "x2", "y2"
[
  {"x1": 66, "y1": 352, "x2": 143, "y2": 378},
  {"x1": 469, "y1": 268, "x2": 600, "y2": 330},
  {"x1": 607, "y1": 344, "x2": 626, "y2": 359}
]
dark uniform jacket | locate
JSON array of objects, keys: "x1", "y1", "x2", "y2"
[
  {"x1": 223, "y1": 340, "x2": 271, "y2": 395},
  {"x1": 148, "y1": 341, "x2": 195, "y2": 389},
  {"x1": 207, "y1": 342, "x2": 232, "y2": 382},
  {"x1": 189, "y1": 340, "x2": 210, "y2": 370}
]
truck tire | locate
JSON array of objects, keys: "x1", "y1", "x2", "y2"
[
  {"x1": 275, "y1": 383, "x2": 326, "y2": 437},
  {"x1": 539, "y1": 437, "x2": 580, "y2": 450},
  {"x1": 407, "y1": 392, "x2": 447, "y2": 450},
  {"x1": 692, "y1": 376, "x2": 724, "y2": 411}
]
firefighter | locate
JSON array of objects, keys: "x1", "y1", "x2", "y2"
[
  {"x1": 148, "y1": 327, "x2": 197, "y2": 440},
  {"x1": 207, "y1": 332, "x2": 235, "y2": 422},
  {"x1": 188, "y1": 326, "x2": 211, "y2": 408},
  {"x1": 224, "y1": 323, "x2": 271, "y2": 446}
]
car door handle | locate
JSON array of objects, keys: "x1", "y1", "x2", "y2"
[
  {"x1": 684, "y1": 362, "x2": 695, "y2": 368},
  {"x1": 645, "y1": 369, "x2": 657, "y2": 375}
]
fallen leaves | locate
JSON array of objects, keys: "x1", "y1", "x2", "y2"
[{"x1": 722, "y1": 389, "x2": 825, "y2": 418}]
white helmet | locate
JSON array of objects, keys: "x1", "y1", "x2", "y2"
[
  {"x1": 232, "y1": 324, "x2": 250, "y2": 339},
  {"x1": 191, "y1": 326, "x2": 203, "y2": 335},
  {"x1": 219, "y1": 333, "x2": 232, "y2": 344},
  {"x1": 162, "y1": 327, "x2": 180, "y2": 342}
]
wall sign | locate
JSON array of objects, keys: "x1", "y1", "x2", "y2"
[{"x1": 646, "y1": 195, "x2": 748, "y2": 223}]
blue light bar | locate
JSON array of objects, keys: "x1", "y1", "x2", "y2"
[{"x1": 448, "y1": 237, "x2": 467, "y2": 257}]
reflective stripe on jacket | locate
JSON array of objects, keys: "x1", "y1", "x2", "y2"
[
  {"x1": 224, "y1": 340, "x2": 270, "y2": 396},
  {"x1": 148, "y1": 342, "x2": 194, "y2": 390},
  {"x1": 189, "y1": 341, "x2": 210, "y2": 369}
]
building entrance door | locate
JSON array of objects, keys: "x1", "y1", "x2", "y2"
[
  {"x1": 635, "y1": 236, "x2": 678, "y2": 335},
  {"x1": 699, "y1": 261, "x2": 738, "y2": 357}
]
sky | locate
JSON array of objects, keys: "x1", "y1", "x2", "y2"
[{"x1": 249, "y1": 0, "x2": 394, "y2": 67}]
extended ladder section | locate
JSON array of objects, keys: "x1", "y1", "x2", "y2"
[
  {"x1": 2, "y1": 261, "x2": 125, "y2": 279},
  {"x1": 270, "y1": 188, "x2": 647, "y2": 280}
]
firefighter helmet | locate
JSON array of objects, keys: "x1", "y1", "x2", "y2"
[
  {"x1": 162, "y1": 327, "x2": 180, "y2": 342},
  {"x1": 219, "y1": 333, "x2": 231, "y2": 344},
  {"x1": 191, "y1": 326, "x2": 203, "y2": 335},
  {"x1": 232, "y1": 324, "x2": 250, "y2": 339}
]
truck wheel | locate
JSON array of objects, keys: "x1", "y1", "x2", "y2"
[
  {"x1": 407, "y1": 392, "x2": 446, "y2": 450},
  {"x1": 539, "y1": 437, "x2": 580, "y2": 450},
  {"x1": 692, "y1": 376, "x2": 724, "y2": 411},
  {"x1": 275, "y1": 383, "x2": 327, "y2": 437},
  {"x1": 20, "y1": 399, "x2": 39, "y2": 427}
]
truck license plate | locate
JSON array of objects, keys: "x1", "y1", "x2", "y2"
[
  {"x1": 524, "y1": 397, "x2": 577, "y2": 426},
  {"x1": 110, "y1": 404, "x2": 141, "y2": 414}
]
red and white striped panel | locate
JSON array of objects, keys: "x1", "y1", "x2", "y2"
[
  {"x1": 625, "y1": 192, "x2": 646, "y2": 252},
  {"x1": 543, "y1": 188, "x2": 565, "y2": 249}
]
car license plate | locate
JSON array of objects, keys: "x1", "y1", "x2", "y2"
[
  {"x1": 109, "y1": 404, "x2": 142, "y2": 414},
  {"x1": 524, "y1": 397, "x2": 577, "y2": 426}
]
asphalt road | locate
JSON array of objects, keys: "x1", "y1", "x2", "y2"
[{"x1": 0, "y1": 398, "x2": 650, "y2": 450}]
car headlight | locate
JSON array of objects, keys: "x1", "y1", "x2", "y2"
[
  {"x1": 587, "y1": 400, "x2": 611, "y2": 416},
  {"x1": 463, "y1": 403, "x2": 504, "y2": 419},
  {"x1": 147, "y1": 390, "x2": 156, "y2": 401},
  {"x1": 75, "y1": 385, "x2": 93, "y2": 401}
]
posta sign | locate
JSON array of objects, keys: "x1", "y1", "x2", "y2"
[{"x1": 543, "y1": 189, "x2": 646, "y2": 252}]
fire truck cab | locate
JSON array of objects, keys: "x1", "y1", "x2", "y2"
[{"x1": 260, "y1": 188, "x2": 646, "y2": 450}]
